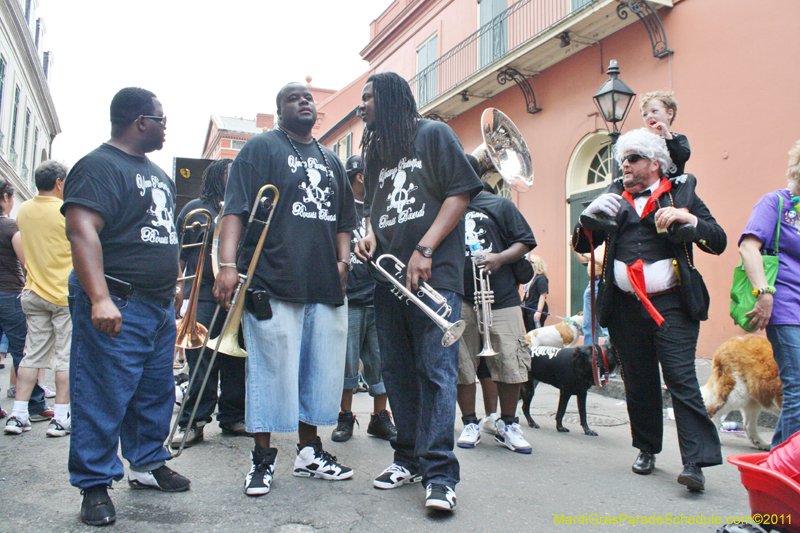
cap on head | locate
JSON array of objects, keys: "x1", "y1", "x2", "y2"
[{"x1": 345, "y1": 154, "x2": 363, "y2": 175}]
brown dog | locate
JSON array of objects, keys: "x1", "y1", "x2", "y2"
[{"x1": 700, "y1": 335, "x2": 782, "y2": 450}]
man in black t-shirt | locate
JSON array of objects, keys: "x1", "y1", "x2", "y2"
[
  {"x1": 457, "y1": 180, "x2": 536, "y2": 455},
  {"x1": 171, "y1": 158, "x2": 247, "y2": 448},
  {"x1": 355, "y1": 72, "x2": 482, "y2": 512},
  {"x1": 214, "y1": 82, "x2": 357, "y2": 497},
  {"x1": 330, "y1": 154, "x2": 396, "y2": 444},
  {"x1": 63, "y1": 87, "x2": 190, "y2": 527}
]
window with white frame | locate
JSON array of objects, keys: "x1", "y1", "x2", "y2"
[
  {"x1": 10, "y1": 85, "x2": 20, "y2": 164},
  {"x1": 0, "y1": 56, "x2": 6, "y2": 146},
  {"x1": 416, "y1": 34, "x2": 438, "y2": 107},
  {"x1": 231, "y1": 139, "x2": 246, "y2": 150},
  {"x1": 333, "y1": 133, "x2": 352, "y2": 162},
  {"x1": 22, "y1": 108, "x2": 31, "y2": 178},
  {"x1": 479, "y1": 0, "x2": 508, "y2": 69}
]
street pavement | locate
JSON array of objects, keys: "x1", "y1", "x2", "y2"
[{"x1": 0, "y1": 363, "x2": 771, "y2": 533}]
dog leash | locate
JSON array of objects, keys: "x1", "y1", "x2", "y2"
[
  {"x1": 583, "y1": 226, "x2": 603, "y2": 389},
  {"x1": 519, "y1": 306, "x2": 580, "y2": 328}
]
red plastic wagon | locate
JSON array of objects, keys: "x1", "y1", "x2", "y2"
[{"x1": 728, "y1": 453, "x2": 800, "y2": 533}]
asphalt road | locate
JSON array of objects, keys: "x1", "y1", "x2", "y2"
[{"x1": 0, "y1": 364, "x2": 773, "y2": 533}]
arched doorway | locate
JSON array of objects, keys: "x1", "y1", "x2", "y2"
[{"x1": 565, "y1": 131, "x2": 613, "y2": 315}]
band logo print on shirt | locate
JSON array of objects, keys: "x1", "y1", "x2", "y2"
[
  {"x1": 465, "y1": 213, "x2": 493, "y2": 257},
  {"x1": 136, "y1": 173, "x2": 177, "y2": 246},
  {"x1": 377, "y1": 158, "x2": 426, "y2": 228},
  {"x1": 288, "y1": 155, "x2": 337, "y2": 222}
]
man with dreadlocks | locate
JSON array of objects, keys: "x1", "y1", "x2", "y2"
[
  {"x1": 172, "y1": 158, "x2": 248, "y2": 448},
  {"x1": 355, "y1": 72, "x2": 482, "y2": 512},
  {"x1": 214, "y1": 82, "x2": 357, "y2": 497}
]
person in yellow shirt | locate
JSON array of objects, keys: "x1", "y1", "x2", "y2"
[{"x1": 5, "y1": 161, "x2": 73, "y2": 438}]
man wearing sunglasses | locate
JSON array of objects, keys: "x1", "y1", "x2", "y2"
[
  {"x1": 571, "y1": 128, "x2": 726, "y2": 494},
  {"x1": 63, "y1": 87, "x2": 189, "y2": 527}
]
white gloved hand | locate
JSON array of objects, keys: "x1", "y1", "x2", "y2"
[{"x1": 583, "y1": 193, "x2": 623, "y2": 218}]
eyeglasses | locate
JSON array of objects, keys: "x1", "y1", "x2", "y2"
[
  {"x1": 622, "y1": 153, "x2": 647, "y2": 164},
  {"x1": 141, "y1": 115, "x2": 167, "y2": 127}
]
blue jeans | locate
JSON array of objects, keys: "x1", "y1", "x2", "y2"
[
  {"x1": 178, "y1": 300, "x2": 245, "y2": 428},
  {"x1": 374, "y1": 285, "x2": 461, "y2": 488},
  {"x1": 582, "y1": 280, "x2": 608, "y2": 344},
  {"x1": 343, "y1": 304, "x2": 385, "y2": 396},
  {"x1": 767, "y1": 325, "x2": 800, "y2": 448},
  {"x1": 68, "y1": 274, "x2": 176, "y2": 488},
  {"x1": 242, "y1": 300, "x2": 347, "y2": 433},
  {"x1": 0, "y1": 291, "x2": 46, "y2": 413}
]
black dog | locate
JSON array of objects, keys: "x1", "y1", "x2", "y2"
[{"x1": 520, "y1": 344, "x2": 619, "y2": 436}]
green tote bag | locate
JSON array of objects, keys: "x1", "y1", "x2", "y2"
[{"x1": 730, "y1": 193, "x2": 783, "y2": 331}]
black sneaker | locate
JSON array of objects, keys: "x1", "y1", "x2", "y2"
[
  {"x1": 293, "y1": 437, "x2": 353, "y2": 480},
  {"x1": 128, "y1": 465, "x2": 191, "y2": 492},
  {"x1": 373, "y1": 463, "x2": 422, "y2": 489},
  {"x1": 80, "y1": 485, "x2": 116, "y2": 526},
  {"x1": 425, "y1": 483, "x2": 457, "y2": 511},
  {"x1": 367, "y1": 410, "x2": 397, "y2": 441},
  {"x1": 331, "y1": 411, "x2": 358, "y2": 442},
  {"x1": 244, "y1": 447, "x2": 277, "y2": 496}
]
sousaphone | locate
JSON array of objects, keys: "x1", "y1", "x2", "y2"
[{"x1": 471, "y1": 108, "x2": 534, "y2": 193}]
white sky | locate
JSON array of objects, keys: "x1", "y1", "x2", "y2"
[{"x1": 38, "y1": 0, "x2": 393, "y2": 171}]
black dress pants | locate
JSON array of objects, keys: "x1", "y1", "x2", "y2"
[{"x1": 608, "y1": 289, "x2": 721, "y2": 467}]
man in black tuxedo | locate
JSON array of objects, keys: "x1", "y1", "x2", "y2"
[{"x1": 571, "y1": 128, "x2": 725, "y2": 492}]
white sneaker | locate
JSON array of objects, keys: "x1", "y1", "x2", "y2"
[
  {"x1": 293, "y1": 437, "x2": 353, "y2": 480},
  {"x1": 373, "y1": 463, "x2": 423, "y2": 489},
  {"x1": 495, "y1": 419, "x2": 532, "y2": 454},
  {"x1": 457, "y1": 423, "x2": 481, "y2": 448},
  {"x1": 4, "y1": 416, "x2": 31, "y2": 435},
  {"x1": 425, "y1": 483, "x2": 457, "y2": 511},
  {"x1": 46, "y1": 417, "x2": 71, "y2": 437},
  {"x1": 42, "y1": 386, "x2": 56, "y2": 399},
  {"x1": 479, "y1": 413, "x2": 500, "y2": 435}
]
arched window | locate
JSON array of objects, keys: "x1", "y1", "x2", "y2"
[{"x1": 565, "y1": 131, "x2": 613, "y2": 315}]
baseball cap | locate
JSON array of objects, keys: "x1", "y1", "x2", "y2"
[{"x1": 345, "y1": 154, "x2": 363, "y2": 175}]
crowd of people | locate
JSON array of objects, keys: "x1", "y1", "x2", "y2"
[{"x1": 0, "y1": 78, "x2": 798, "y2": 527}]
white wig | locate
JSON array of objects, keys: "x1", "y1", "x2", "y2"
[{"x1": 614, "y1": 128, "x2": 673, "y2": 176}]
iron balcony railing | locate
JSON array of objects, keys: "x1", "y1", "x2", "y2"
[{"x1": 409, "y1": 0, "x2": 597, "y2": 108}]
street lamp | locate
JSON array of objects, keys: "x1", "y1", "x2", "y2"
[{"x1": 593, "y1": 60, "x2": 636, "y2": 178}]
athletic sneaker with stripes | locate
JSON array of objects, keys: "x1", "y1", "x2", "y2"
[
  {"x1": 425, "y1": 483, "x2": 457, "y2": 511},
  {"x1": 373, "y1": 463, "x2": 423, "y2": 489},
  {"x1": 245, "y1": 447, "x2": 277, "y2": 496},
  {"x1": 293, "y1": 436, "x2": 353, "y2": 480}
]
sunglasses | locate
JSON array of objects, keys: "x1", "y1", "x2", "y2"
[
  {"x1": 141, "y1": 115, "x2": 167, "y2": 127},
  {"x1": 622, "y1": 153, "x2": 647, "y2": 164}
]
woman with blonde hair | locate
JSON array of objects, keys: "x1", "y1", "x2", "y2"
[
  {"x1": 522, "y1": 254, "x2": 549, "y2": 331},
  {"x1": 739, "y1": 138, "x2": 800, "y2": 448}
]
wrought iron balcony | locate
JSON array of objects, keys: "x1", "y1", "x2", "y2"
[{"x1": 408, "y1": 0, "x2": 671, "y2": 119}]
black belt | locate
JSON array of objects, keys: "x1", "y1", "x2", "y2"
[
  {"x1": 621, "y1": 286, "x2": 679, "y2": 300},
  {"x1": 107, "y1": 284, "x2": 173, "y2": 308}
]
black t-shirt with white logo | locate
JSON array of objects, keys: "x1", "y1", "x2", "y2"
[
  {"x1": 224, "y1": 129, "x2": 357, "y2": 306},
  {"x1": 177, "y1": 198, "x2": 218, "y2": 303},
  {"x1": 363, "y1": 120, "x2": 483, "y2": 295},
  {"x1": 62, "y1": 143, "x2": 179, "y2": 300},
  {"x1": 463, "y1": 191, "x2": 537, "y2": 309},
  {"x1": 347, "y1": 201, "x2": 375, "y2": 305}
]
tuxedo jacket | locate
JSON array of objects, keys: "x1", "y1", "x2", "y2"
[{"x1": 571, "y1": 174, "x2": 726, "y2": 327}]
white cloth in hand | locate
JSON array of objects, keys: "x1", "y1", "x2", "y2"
[{"x1": 583, "y1": 193, "x2": 623, "y2": 218}]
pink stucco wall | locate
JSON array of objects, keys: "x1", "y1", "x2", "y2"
[{"x1": 323, "y1": 0, "x2": 800, "y2": 356}]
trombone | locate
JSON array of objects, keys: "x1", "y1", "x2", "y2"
[
  {"x1": 371, "y1": 254, "x2": 465, "y2": 347},
  {"x1": 168, "y1": 184, "x2": 279, "y2": 456},
  {"x1": 471, "y1": 260, "x2": 498, "y2": 357},
  {"x1": 175, "y1": 208, "x2": 214, "y2": 350}
]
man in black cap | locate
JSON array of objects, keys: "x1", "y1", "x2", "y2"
[{"x1": 331, "y1": 154, "x2": 396, "y2": 443}]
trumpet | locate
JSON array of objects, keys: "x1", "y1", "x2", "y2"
[
  {"x1": 168, "y1": 184, "x2": 279, "y2": 456},
  {"x1": 371, "y1": 254, "x2": 465, "y2": 347},
  {"x1": 472, "y1": 259, "x2": 498, "y2": 357},
  {"x1": 175, "y1": 208, "x2": 214, "y2": 350}
]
